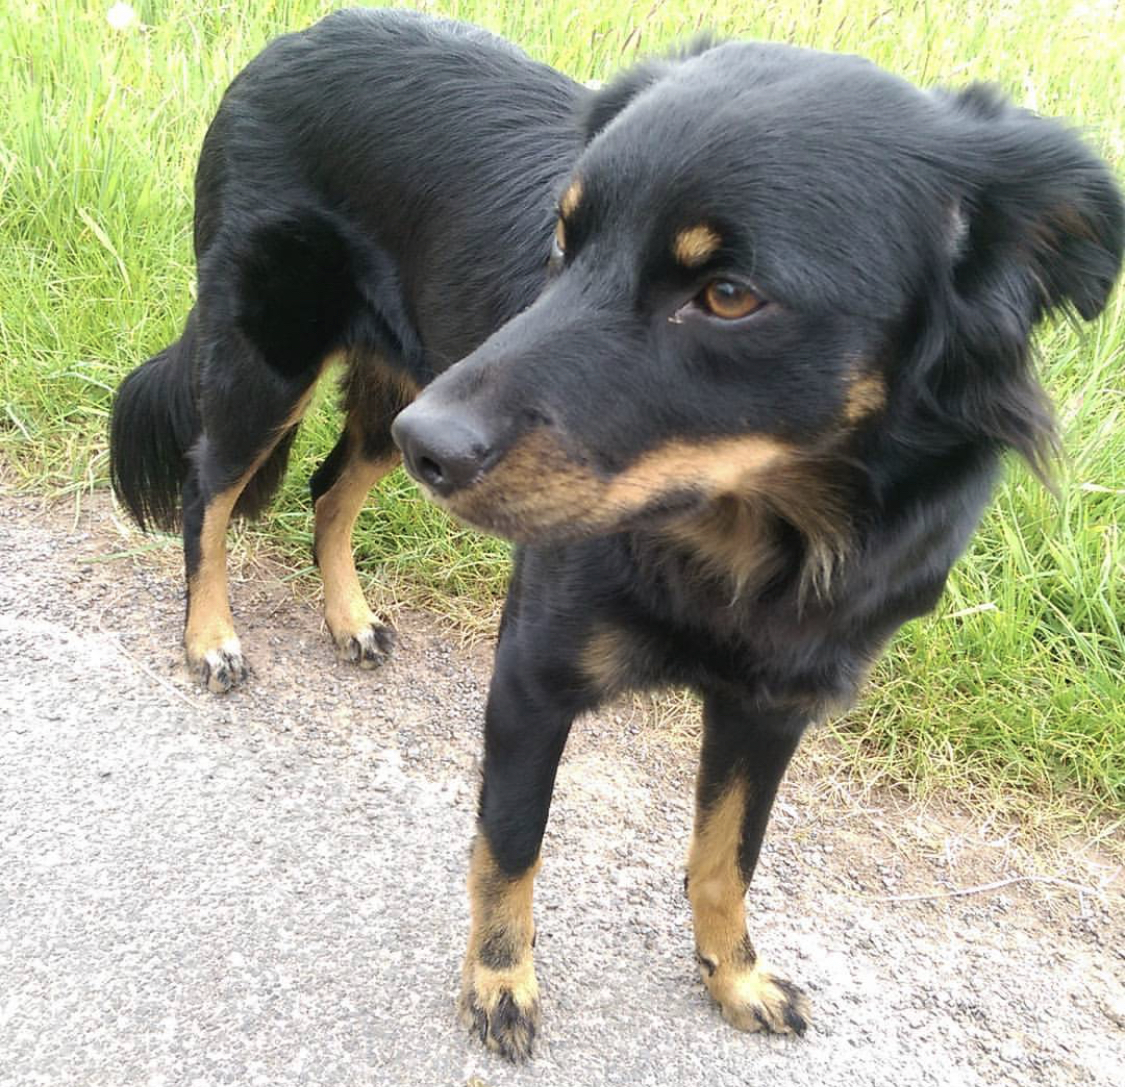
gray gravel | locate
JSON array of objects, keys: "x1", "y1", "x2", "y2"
[{"x1": 1, "y1": 492, "x2": 1122, "y2": 1087}]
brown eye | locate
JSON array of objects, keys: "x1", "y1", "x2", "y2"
[{"x1": 701, "y1": 280, "x2": 764, "y2": 320}]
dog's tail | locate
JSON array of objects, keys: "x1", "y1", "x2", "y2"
[{"x1": 110, "y1": 310, "x2": 201, "y2": 532}]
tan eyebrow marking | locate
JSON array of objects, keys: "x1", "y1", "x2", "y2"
[
  {"x1": 673, "y1": 225, "x2": 722, "y2": 267},
  {"x1": 842, "y1": 371, "x2": 887, "y2": 423},
  {"x1": 559, "y1": 178, "x2": 584, "y2": 219}
]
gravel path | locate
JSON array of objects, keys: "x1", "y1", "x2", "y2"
[{"x1": 1, "y1": 491, "x2": 1122, "y2": 1086}]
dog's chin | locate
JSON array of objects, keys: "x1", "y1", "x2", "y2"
[
  {"x1": 455, "y1": 512, "x2": 600, "y2": 546},
  {"x1": 423, "y1": 481, "x2": 707, "y2": 547},
  {"x1": 428, "y1": 492, "x2": 612, "y2": 545}
]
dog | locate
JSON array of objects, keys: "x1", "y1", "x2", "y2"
[{"x1": 110, "y1": 7, "x2": 1123, "y2": 1061}]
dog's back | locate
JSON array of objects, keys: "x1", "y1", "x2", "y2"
[{"x1": 195, "y1": 8, "x2": 584, "y2": 365}]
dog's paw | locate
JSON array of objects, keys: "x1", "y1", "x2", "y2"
[
  {"x1": 459, "y1": 964, "x2": 540, "y2": 1062},
  {"x1": 188, "y1": 638, "x2": 248, "y2": 694},
  {"x1": 703, "y1": 960, "x2": 810, "y2": 1036},
  {"x1": 332, "y1": 621, "x2": 396, "y2": 669}
]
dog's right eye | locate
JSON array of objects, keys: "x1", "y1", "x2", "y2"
[
  {"x1": 700, "y1": 280, "x2": 765, "y2": 321},
  {"x1": 548, "y1": 219, "x2": 566, "y2": 271}
]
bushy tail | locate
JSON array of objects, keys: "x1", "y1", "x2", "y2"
[{"x1": 110, "y1": 311, "x2": 201, "y2": 532}]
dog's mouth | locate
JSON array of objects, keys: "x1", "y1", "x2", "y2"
[{"x1": 414, "y1": 427, "x2": 792, "y2": 545}]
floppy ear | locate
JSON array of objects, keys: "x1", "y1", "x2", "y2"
[
  {"x1": 581, "y1": 35, "x2": 721, "y2": 143},
  {"x1": 946, "y1": 84, "x2": 1123, "y2": 323},
  {"x1": 921, "y1": 86, "x2": 1123, "y2": 476}
]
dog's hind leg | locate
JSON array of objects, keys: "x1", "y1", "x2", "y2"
[
  {"x1": 686, "y1": 693, "x2": 812, "y2": 1036},
  {"x1": 182, "y1": 342, "x2": 323, "y2": 693},
  {"x1": 182, "y1": 204, "x2": 371, "y2": 691},
  {"x1": 310, "y1": 362, "x2": 416, "y2": 667}
]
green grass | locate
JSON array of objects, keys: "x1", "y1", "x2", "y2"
[{"x1": 1, "y1": 1, "x2": 1122, "y2": 826}]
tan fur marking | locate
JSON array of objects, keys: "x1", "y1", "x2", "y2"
[
  {"x1": 314, "y1": 451, "x2": 398, "y2": 642},
  {"x1": 688, "y1": 780, "x2": 749, "y2": 966},
  {"x1": 843, "y1": 370, "x2": 887, "y2": 423},
  {"x1": 559, "y1": 177, "x2": 583, "y2": 219},
  {"x1": 662, "y1": 457, "x2": 854, "y2": 601},
  {"x1": 433, "y1": 428, "x2": 852, "y2": 601},
  {"x1": 283, "y1": 374, "x2": 324, "y2": 429},
  {"x1": 687, "y1": 780, "x2": 810, "y2": 1034},
  {"x1": 673, "y1": 224, "x2": 722, "y2": 267},
  {"x1": 441, "y1": 430, "x2": 789, "y2": 541},
  {"x1": 184, "y1": 483, "x2": 245, "y2": 661},
  {"x1": 611, "y1": 434, "x2": 786, "y2": 499},
  {"x1": 580, "y1": 624, "x2": 636, "y2": 694},
  {"x1": 662, "y1": 497, "x2": 785, "y2": 598},
  {"x1": 465, "y1": 836, "x2": 539, "y2": 963}
]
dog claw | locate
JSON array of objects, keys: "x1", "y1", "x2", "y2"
[{"x1": 334, "y1": 622, "x2": 396, "y2": 669}]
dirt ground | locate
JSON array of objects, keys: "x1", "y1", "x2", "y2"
[{"x1": 1, "y1": 488, "x2": 1122, "y2": 1087}]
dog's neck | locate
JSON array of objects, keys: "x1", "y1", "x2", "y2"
[{"x1": 652, "y1": 454, "x2": 859, "y2": 604}]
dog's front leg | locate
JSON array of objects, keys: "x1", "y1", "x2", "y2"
[
  {"x1": 460, "y1": 635, "x2": 579, "y2": 1061},
  {"x1": 687, "y1": 692, "x2": 811, "y2": 1036},
  {"x1": 461, "y1": 834, "x2": 542, "y2": 1062}
]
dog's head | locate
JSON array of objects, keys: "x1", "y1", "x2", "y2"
[{"x1": 393, "y1": 42, "x2": 1122, "y2": 571}]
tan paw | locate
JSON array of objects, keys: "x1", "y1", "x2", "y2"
[
  {"x1": 702, "y1": 959, "x2": 810, "y2": 1036},
  {"x1": 187, "y1": 636, "x2": 247, "y2": 694},
  {"x1": 459, "y1": 961, "x2": 540, "y2": 1062},
  {"x1": 330, "y1": 620, "x2": 395, "y2": 669}
]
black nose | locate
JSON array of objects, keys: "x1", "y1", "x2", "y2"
[{"x1": 391, "y1": 404, "x2": 493, "y2": 496}]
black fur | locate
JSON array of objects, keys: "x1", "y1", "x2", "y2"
[
  {"x1": 110, "y1": 311, "x2": 200, "y2": 531},
  {"x1": 110, "y1": 6, "x2": 582, "y2": 557},
  {"x1": 109, "y1": 8, "x2": 1123, "y2": 1060}
]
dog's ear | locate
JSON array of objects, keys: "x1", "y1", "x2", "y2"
[
  {"x1": 581, "y1": 35, "x2": 721, "y2": 143},
  {"x1": 582, "y1": 60, "x2": 674, "y2": 142},
  {"x1": 921, "y1": 86, "x2": 1123, "y2": 477},
  {"x1": 945, "y1": 84, "x2": 1123, "y2": 323}
]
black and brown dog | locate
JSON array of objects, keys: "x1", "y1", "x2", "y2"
[{"x1": 110, "y1": 7, "x2": 1123, "y2": 1061}]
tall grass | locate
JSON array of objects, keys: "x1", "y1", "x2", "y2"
[{"x1": 1, "y1": 1, "x2": 1122, "y2": 822}]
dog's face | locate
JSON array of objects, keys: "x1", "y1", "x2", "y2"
[{"x1": 392, "y1": 42, "x2": 1122, "y2": 545}]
